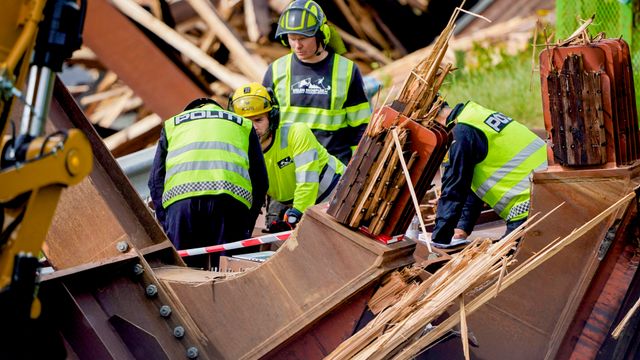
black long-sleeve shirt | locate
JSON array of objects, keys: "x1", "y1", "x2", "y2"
[
  {"x1": 431, "y1": 104, "x2": 489, "y2": 244},
  {"x1": 148, "y1": 126, "x2": 268, "y2": 230}
]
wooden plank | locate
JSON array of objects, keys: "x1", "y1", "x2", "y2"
[
  {"x1": 337, "y1": 28, "x2": 392, "y2": 65},
  {"x1": 349, "y1": 131, "x2": 396, "y2": 227},
  {"x1": 104, "y1": 113, "x2": 163, "y2": 157},
  {"x1": 111, "y1": 0, "x2": 250, "y2": 90},
  {"x1": 187, "y1": 0, "x2": 267, "y2": 81},
  {"x1": 331, "y1": 0, "x2": 367, "y2": 40},
  {"x1": 244, "y1": 0, "x2": 271, "y2": 43},
  {"x1": 84, "y1": 0, "x2": 208, "y2": 120}
]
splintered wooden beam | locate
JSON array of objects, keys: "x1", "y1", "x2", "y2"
[
  {"x1": 369, "y1": 151, "x2": 417, "y2": 235},
  {"x1": 328, "y1": 133, "x2": 384, "y2": 223},
  {"x1": 393, "y1": 194, "x2": 634, "y2": 359},
  {"x1": 337, "y1": 28, "x2": 393, "y2": 65},
  {"x1": 244, "y1": 0, "x2": 271, "y2": 43},
  {"x1": 363, "y1": 130, "x2": 406, "y2": 222},
  {"x1": 331, "y1": 0, "x2": 367, "y2": 40},
  {"x1": 368, "y1": 267, "x2": 424, "y2": 314},
  {"x1": 111, "y1": 0, "x2": 250, "y2": 89},
  {"x1": 187, "y1": 0, "x2": 267, "y2": 80},
  {"x1": 349, "y1": 130, "x2": 397, "y2": 227},
  {"x1": 104, "y1": 113, "x2": 163, "y2": 156},
  {"x1": 346, "y1": 0, "x2": 392, "y2": 51}
]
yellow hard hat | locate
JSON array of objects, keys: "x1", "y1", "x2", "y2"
[{"x1": 229, "y1": 83, "x2": 274, "y2": 118}]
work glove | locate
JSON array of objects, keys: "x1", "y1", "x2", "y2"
[
  {"x1": 284, "y1": 208, "x2": 303, "y2": 227},
  {"x1": 264, "y1": 219, "x2": 293, "y2": 233}
]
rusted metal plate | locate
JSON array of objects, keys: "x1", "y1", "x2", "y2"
[
  {"x1": 45, "y1": 78, "x2": 180, "y2": 269},
  {"x1": 561, "y1": 237, "x2": 639, "y2": 358},
  {"x1": 457, "y1": 165, "x2": 640, "y2": 360},
  {"x1": 155, "y1": 206, "x2": 416, "y2": 359},
  {"x1": 263, "y1": 287, "x2": 374, "y2": 359},
  {"x1": 40, "y1": 253, "x2": 215, "y2": 359},
  {"x1": 84, "y1": 0, "x2": 208, "y2": 120}
]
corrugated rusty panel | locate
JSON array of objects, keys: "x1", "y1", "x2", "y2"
[
  {"x1": 83, "y1": 0, "x2": 208, "y2": 120},
  {"x1": 546, "y1": 54, "x2": 606, "y2": 166},
  {"x1": 540, "y1": 45, "x2": 615, "y2": 166},
  {"x1": 540, "y1": 40, "x2": 640, "y2": 167}
]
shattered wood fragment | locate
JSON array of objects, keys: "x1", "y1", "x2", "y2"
[
  {"x1": 111, "y1": 0, "x2": 250, "y2": 89},
  {"x1": 244, "y1": 0, "x2": 271, "y2": 43},
  {"x1": 187, "y1": 0, "x2": 267, "y2": 80}
]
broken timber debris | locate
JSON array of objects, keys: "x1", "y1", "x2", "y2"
[{"x1": 327, "y1": 6, "x2": 465, "y2": 238}]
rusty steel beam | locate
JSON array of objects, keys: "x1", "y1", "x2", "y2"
[
  {"x1": 45, "y1": 77, "x2": 182, "y2": 269},
  {"x1": 466, "y1": 166, "x2": 640, "y2": 360},
  {"x1": 83, "y1": 0, "x2": 208, "y2": 120}
]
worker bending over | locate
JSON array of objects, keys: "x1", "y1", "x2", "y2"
[
  {"x1": 230, "y1": 83, "x2": 345, "y2": 231},
  {"x1": 263, "y1": 0, "x2": 371, "y2": 165},
  {"x1": 431, "y1": 101, "x2": 548, "y2": 249},
  {"x1": 149, "y1": 98, "x2": 268, "y2": 268}
]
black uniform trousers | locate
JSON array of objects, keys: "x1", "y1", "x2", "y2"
[{"x1": 165, "y1": 194, "x2": 251, "y2": 269}]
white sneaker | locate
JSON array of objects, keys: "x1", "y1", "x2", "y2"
[{"x1": 432, "y1": 238, "x2": 471, "y2": 249}]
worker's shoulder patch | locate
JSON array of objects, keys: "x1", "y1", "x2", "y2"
[
  {"x1": 277, "y1": 156, "x2": 293, "y2": 169},
  {"x1": 174, "y1": 110, "x2": 243, "y2": 126},
  {"x1": 484, "y1": 112, "x2": 512, "y2": 133}
]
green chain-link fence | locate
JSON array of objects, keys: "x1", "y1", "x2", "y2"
[{"x1": 556, "y1": 0, "x2": 640, "y2": 117}]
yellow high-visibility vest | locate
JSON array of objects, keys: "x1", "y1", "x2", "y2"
[
  {"x1": 457, "y1": 101, "x2": 547, "y2": 221},
  {"x1": 162, "y1": 104, "x2": 254, "y2": 208}
]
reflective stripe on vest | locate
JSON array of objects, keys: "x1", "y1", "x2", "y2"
[
  {"x1": 280, "y1": 124, "x2": 341, "y2": 197},
  {"x1": 162, "y1": 180, "x2": 252, "y2": 206},
  {"x1": 165, "y1": 160, "x2": 250, "y2": 182},
  {"x1": 457, "y1": 101, "x2": 548, "y2": 220},
  {"x1": 318, "y1": 156, "x2": 339, "y2": 195},
  {"x1": 162, "y1": 105, "x2": 253, "y2": 208},
  {"x1": 272, "y1": 53, "x2": 354, "y2": 131}
]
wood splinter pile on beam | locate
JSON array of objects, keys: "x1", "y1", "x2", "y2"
[{"x1": 327, "y1": 6, "x2": 464, "y2": 238}]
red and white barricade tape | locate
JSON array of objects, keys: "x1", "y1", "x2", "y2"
[{"x1": 178, "y1": 231, "x2": 292, "y2": 257}]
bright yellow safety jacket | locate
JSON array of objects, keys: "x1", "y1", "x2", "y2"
[
  {"x1": 270, "y1": 53, "x2": 370, "y2": 131},
  {"x1": 264, "y1": 123, "x2": 345, "y2": 212},
  {"x1": 457, "y1": 101, "x2": 548, "y2": 221},
  {"x1": 162, "y1": 104, "x2": 254, "y2": 209}
]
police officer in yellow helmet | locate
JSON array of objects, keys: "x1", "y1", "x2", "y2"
[
  {"x1": 230, "y1": 82, "x2": 345, "y2": 231},
  {"x1": 263, "y1": 0, "x2": 371, "y2": 166}
]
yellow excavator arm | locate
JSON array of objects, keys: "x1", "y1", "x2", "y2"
[{"x1": 0, "y1": 0, "x2": 91, "y2": 329}]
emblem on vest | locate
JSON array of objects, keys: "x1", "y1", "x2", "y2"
[
  {"x1": 174, "y1": 110, "x2": 243, "y2": 126},
  {"x1": 292, "y1": 77, "x2": 331, "y2": 95},
  {"x1": 277, "y1": 156, "x2": 293, "y2": 169},
  {"x1": 484, "y1": 113, "x2": 513, "y2": 132}
]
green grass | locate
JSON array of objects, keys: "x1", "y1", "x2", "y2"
[{"x1": 440, "y1": 44, "x2": 545, "y2": 129}]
